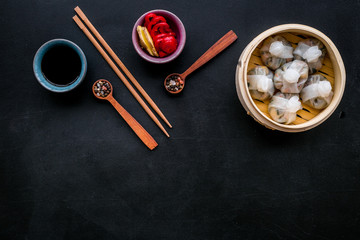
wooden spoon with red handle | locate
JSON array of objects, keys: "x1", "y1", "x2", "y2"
[
  {"x1": 164, "y1": 30, "x2": 238, "y2": 94},
  {"x1": 93, "y1": 79, "x2": 158, "y2": 150}
]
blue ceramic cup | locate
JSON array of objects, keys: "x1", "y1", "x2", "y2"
[{"x1": 33, "y1": 39, "x2": 87, "y2": 93}]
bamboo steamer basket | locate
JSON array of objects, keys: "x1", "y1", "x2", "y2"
[{"x1": 235, "y1": 24, "x2": 346, "y2": 132}]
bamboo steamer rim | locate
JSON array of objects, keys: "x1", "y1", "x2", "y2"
[{"x1": 235, "y1": 24, "x2": 346, "y2": 132}]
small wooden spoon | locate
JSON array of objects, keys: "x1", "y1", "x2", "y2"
[
  {"x1": 92, "y1": 79, "x2": 158, "y2": 150},
  {"x1": 164, "y1": 30, "x2": 238, "y2": 94}
]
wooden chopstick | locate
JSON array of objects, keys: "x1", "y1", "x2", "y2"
[
  {"x1": 74, "y1": 6, "x2": 172, "y2": 129},
  {"x1": 73, "y1": 15, "x2": 170, "y2": 138}
]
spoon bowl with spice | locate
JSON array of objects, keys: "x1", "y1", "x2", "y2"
[
  {"x1": 164, "y1": 73, "x2": 185, "y2": 94},
  {"x1": 92, "y1": 79, "x2": 158, "y2": 150},
  {"x1": 164, "y1": 30, "x2": 238, "y2": 94}
]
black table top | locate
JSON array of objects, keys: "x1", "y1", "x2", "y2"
[{"x1": 1, "y1": 0, "x2": 360, "y2": 239}]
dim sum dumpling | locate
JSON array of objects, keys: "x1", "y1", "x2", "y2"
[
  {"x1": 268, "y1": 93, "x2": 302, "y2": 124},
  {"x1": 274, "y1": 60, "x2": 309, "y2": 93},
  {"x1": 293, "y1": 38, "x2": 327, "y2": 74},
  {"x1": 247, "y1": 66, "x2": 274, "y2": 101},
  {"x1": 300, "y1": 74, "x2": 333, "y2": 109},
  {"x1": 260, "y1": 35, "x2": 294, "y2": 70}
]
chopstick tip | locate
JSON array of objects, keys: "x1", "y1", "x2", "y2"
[
  {"x1": 72, "y1": 15, "x2": 79, "y2": 22},
  {"x1": 164, "y1": 119, "x2": 172, "y2": 128}
]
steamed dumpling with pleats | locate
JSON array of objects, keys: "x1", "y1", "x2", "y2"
[
  {"x1": 247, "y1": 66, "x2": 274, "y2": 101},
  {"x1": 293, "y1": 38, "x2": 326, "y2": 74},
  {"x1": 300, "y1": 74, "x2": 333, "y2": 109},
  {"x1": 260, "y1": 35, "x2": 294, "y2": 70},
  {"x1": 274, "y1": 60, "x2": 309, "y2": 93},
  {"x1": 268, "y1": 92, "x2": 302, "y2": 124}
]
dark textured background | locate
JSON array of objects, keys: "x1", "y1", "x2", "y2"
[{"x1": 1, "y1": 0, "x2": 360, "y2": 239}]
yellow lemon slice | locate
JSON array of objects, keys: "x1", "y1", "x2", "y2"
[{"x1": 137, "y1": 26, "x2": 159, "y2": 57}]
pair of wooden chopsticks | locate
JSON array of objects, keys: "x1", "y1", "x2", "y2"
[{"x1": 73, "y1": 6, "x2": 171, "y2": 137}]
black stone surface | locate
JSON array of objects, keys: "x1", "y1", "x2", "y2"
[{"x1": 1, "y1": 0, "x2": 360, "y2": 239}]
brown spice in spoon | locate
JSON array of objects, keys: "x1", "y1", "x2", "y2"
[
  {"x1": 94, "y1": 80, "x2": 111, "y2": 97},
  {"x1": 165, "y1": 74, "x2": 184, "y2": 92}
]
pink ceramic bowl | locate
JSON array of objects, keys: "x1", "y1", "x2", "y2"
[{"x1": 132, "y1": 9, "x2": 186, "y2": 64}]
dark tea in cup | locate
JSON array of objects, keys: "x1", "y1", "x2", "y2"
[
  {"x1": 33, "y1": 39, "x2": 87, "y2": 92},
  {"x1": 41, "y1": 45, "x2": 82, "y2": 86}
]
